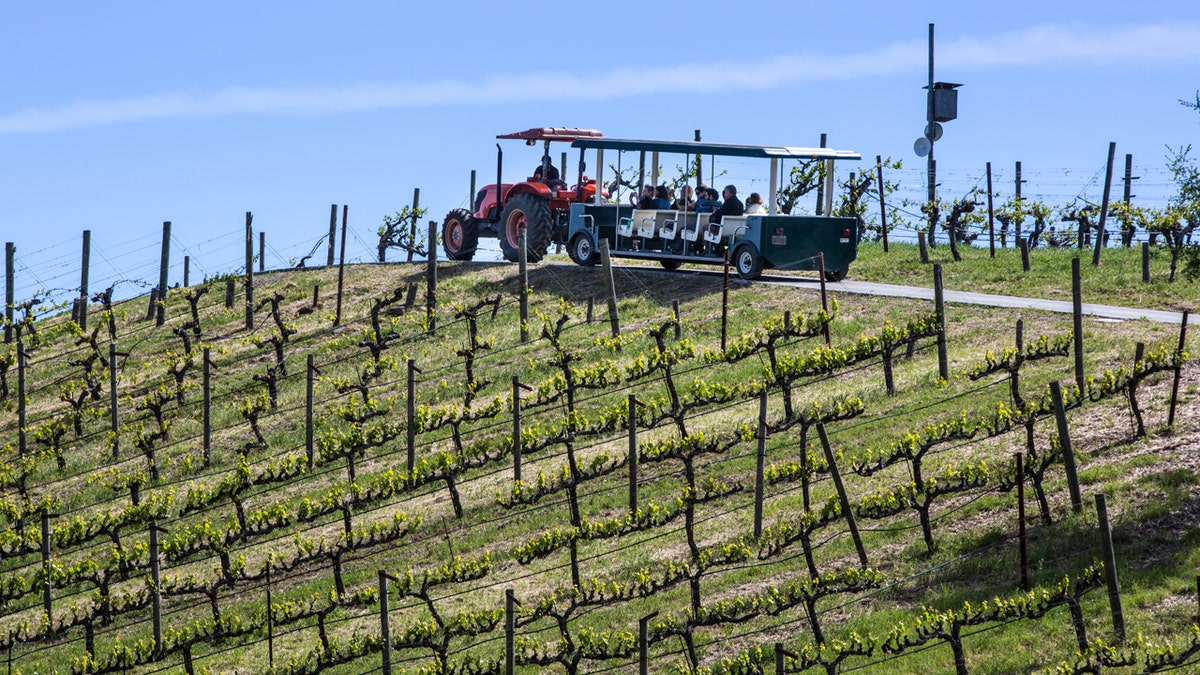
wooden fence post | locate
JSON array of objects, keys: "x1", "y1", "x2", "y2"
[
  {"x1": 259, "y1": 231, "x2": 266, "y2": 273},
  {"x1": 183, "y1": 255, "x2": 189, "y2": 288},
  {"x1": 224, "y1": 278, "x2": 235, "y2": 309},
  {"x1": 721, "y1": 250, "x2": 731, "y2": 352},
  {"x1": 1020, "y1": 238, "x2": 1031, "y2": 272},
  {"x1": 266, "y1": 567, "x2": 274, "y2": 669},
  {"x1": 1095, "y1": 494, "x2": 1126, "y2": 641},
  {"x1": 1050, "y1": 381, "x2": 1083, "y2": 514},
  {"x1": 818, "y1": 253, "x2": 831, "y2": 346},
  {"x1": 672, "y1": 300, "x2": 681, "y2": 340},
  {"x1": 157, "y1": 221, "x2": 170, "y2": 327},
  {"x1": 816, "y1": 422, "x2": 868, "y2": 567},
  {"x1": 599, "y1": 239, "x2": 620, "y2": 338},
  {"x1": 1142, "y1": 243, "x2": 1151, "y2": 283}
]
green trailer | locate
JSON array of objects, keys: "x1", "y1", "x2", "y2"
[{"x1": 564, "y1": 136, "x2": 861, "y2": 280}]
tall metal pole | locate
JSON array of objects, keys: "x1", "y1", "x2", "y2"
[
  {"x1": 4, "y1": 242, "x2": 13, "y2": 343},
  {"x1": 245, "y1": 212, "x2": 255, "y2": 330},
  {"x1": 927, "y1": 23, "x2": 936, "y2": 213}
]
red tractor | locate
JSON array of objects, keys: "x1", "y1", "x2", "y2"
[{"x1": 441, "y1": 127, "x2": 607, "y2": 263}]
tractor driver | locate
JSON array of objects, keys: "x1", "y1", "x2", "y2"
[{"x1": 532, "y1": 161, "x2": 567, "y2": 191}]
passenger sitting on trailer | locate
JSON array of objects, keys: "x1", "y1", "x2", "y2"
[
  {"x1": 672, "y1": 185, "x2": 695, "y2": 211},
  {"x1": 653, "y1": 185, "x2": 673, "y2": 210},
  {"x1": 636, "y1": 185, "x2": 657, "y2": 209},
  {"x1": 695, "y1": 186, "x2": 721, "y2": 213},
  {"x1": 744, "y1": 192, "x2": 767, "y2": 215},
  {"x1": 708, "y1": 185, "x2": 744, "y2": 224}
]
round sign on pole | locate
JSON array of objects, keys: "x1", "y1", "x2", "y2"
[
  {"x1": 914, "y1": 137, "x2": 931, "y2": 157},
  {"x1": 925, "y1": 122, "x2": 944, "y2": 142}
]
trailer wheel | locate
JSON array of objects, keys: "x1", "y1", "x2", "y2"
[
  {"x1": 824, "y1": 268, "x2": 847, "y2": 282},
  {"x1": 498, "y1": 194, "x2": 552, "y2": 263},
  {"x1": 568, "y1": 232, "x2": 600, "y2": 266},
  {"x1": 442, "y1": 209, "x2": 478, "y2": 261},
  {"x1": 659, "y1": 259, "x2": 682, "y2": 271},
  {"x1": 732, "y1": 243, "x2": 763, "y2": 280}
]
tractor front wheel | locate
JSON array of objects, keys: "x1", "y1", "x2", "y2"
[
  {"x1": 568, "y1": 232, "x2": 600, "y2": 266},
  {"x1": 498, "y1": 194, "x2": 553, "y2": 263},
  {"x1": 442, "y1": 209, "x2": 478, "y2": 261}
]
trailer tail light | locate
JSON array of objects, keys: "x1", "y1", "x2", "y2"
[
  {"x1": 839, "y1": 228, "x2": 852, "y2": 244},
  {"x1": 843, "y1": 229, "x2": 851, "y2": 237},
  {"x1": 775, "y1": 228, "x2": 785, "y2": 235}
]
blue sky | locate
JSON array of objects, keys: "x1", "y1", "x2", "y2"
[{"x1": 3, "y1": 1, "x2": 1199, "y2": 305}]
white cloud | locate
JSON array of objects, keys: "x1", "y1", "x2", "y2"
[{"x1": 1, "y1": 21, "x2": 1197, "y2": 134}]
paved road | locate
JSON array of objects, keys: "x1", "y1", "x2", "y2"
[{"x1": 614, "y1": 265, "x2": 1192, "y2": 326}]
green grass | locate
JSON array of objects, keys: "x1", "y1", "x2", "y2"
[{"x1": 0, "y1": 258, "x2": 1197, "y2": 674}]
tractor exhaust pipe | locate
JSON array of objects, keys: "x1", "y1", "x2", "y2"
[{"x1": 496, "y1": 143, "x2": 504, "y2": 213}]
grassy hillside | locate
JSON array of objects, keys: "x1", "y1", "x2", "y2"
[{"x1": 0, "y1": 250, "x2": 1197, "y2": 674}]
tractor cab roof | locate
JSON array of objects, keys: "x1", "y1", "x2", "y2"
[
  {"x1": 497, "y1": 127, "x2": 604, "y2": 143},
  {"x1": 570, "y1": 137, "x2": 860, "y2": 161}
]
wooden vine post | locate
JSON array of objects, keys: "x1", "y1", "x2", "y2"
[
  {"x1": 628, "y1": 394, "x2": 639, "y2": 514},
  {"x1": 599, "y1": 238, "x2": 620, "y2": 338},
  {"x1": 753, "y1": 389, "x2": 768, "y2": 539},
  {"x1": 427, "y1": 220, "x2": 438, "y2": 333},
  {"x1": 639, "y1": 612, "x2": 658, "y2": 675},
  {"x1": 1168, "y1": 310, "x2": 1189, "y2": 427},
  {"x1": 1072, "y1": 257, "x2": 1085, "y2": 394},
  {"x1": 327, "y1": 204, "x2": 338, "y2": 267},
  {"x1": 334, "y1": 206, "x2": 348, "y2": 327},
  {"x1": 407, "y1": 359, "x2": 420, "y2": 473},
  {"x1": 4, "y1": 241, "x2": 13, "y2": 343},
  {"x1": 1016, "y1": 453, "x2": 1029, "y2": 591},
  {"x1": 306, "y1": 354, "x2": 316, "y2": 469},
  {"x1": 17, "y1": 341, "x2": 26, "y2": 457},
  {"x1": 245, "y1": 212, "x2": 255, "y2": 330},
  {"x1": 156, "y1": 221, "x2": 170, "y2": 327},
  {"x1": 505, "y1": 589, "x2": 519, "y2": 675},
  {"x1": 379, "y1": 570, "x2": 398, "y2": 675},
  {"x1": 1095, "y1": 494, "x2": 1126, "y2": 641},
  {"x1": 933, "y1": 264, "x2": 948, "y2": 381},
  {"x1": 203, "y1": 347, "x2": 212, "y2": 465},
  {"x1": 816, "y1": 422, "x2": 868, "y2": 566},
  {"x1": 1050, "y1": 381, "x2": 1083, "y2": 514},
  {"x1": 876, "y1": 155, "x2": 889, "y2": 253},
  {"x1": 518, "y1": 225, "x2": 529, "y2": 342},
  {"x1": 80, "y1": 230, "x2": 91, "y2": 330},
  {"x1": 109, "y1": 342, "x2": 119, "y2": 459}
]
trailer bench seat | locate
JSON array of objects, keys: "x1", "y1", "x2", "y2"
[{"x1": 704, "y1": 215, "x2": 749, "y2": 244}]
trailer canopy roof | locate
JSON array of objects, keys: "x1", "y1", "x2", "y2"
[{"x1": 570, "y1": 137, "x2": 860, "y2": 161}]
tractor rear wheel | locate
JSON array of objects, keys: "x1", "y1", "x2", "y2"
[
  {"x1": 498, "y1": 194, "x2": 552, "y2": 263},
  {"x1": 568, "y1": 232, "x2": 600, "y2": 266},
  {"x1": 442, "y1": 209, "x2": 478, "y2": 261}
]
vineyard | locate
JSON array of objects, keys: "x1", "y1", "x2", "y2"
[{"x1": 0, "y1": 252, "x2": 1199, "y2": 674}]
